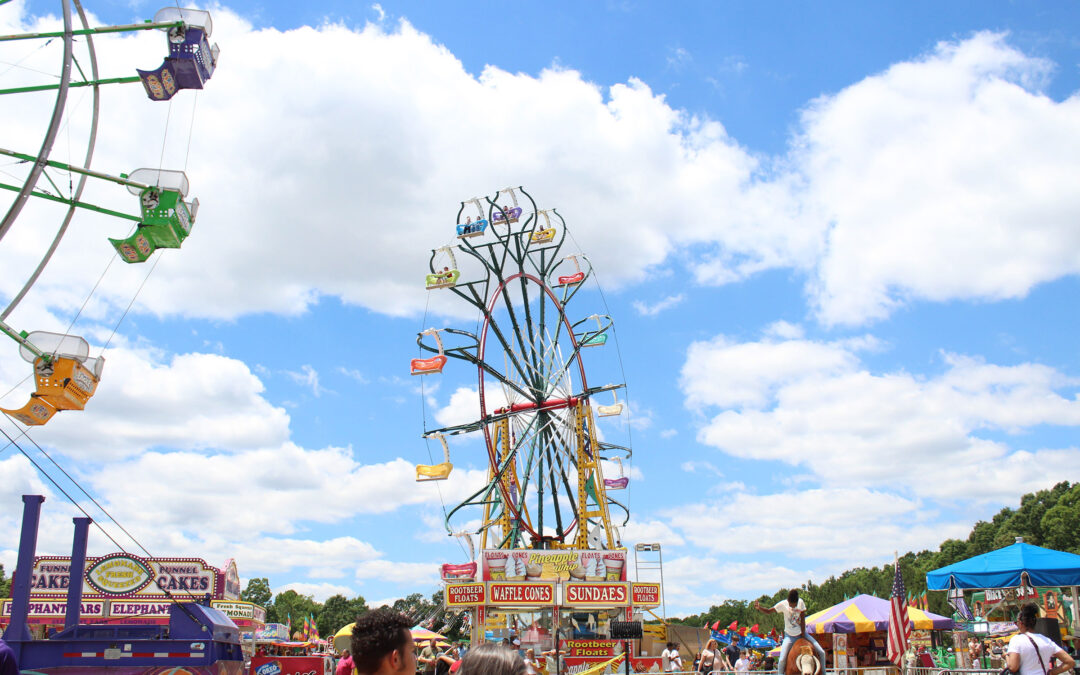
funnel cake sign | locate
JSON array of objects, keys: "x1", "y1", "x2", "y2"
[
  {"x1": 482, "y1": 550, "x2": 626, "y2": 582},
  {"x1": 23, "y1": 554, "x2": 223, "y2": 600}
]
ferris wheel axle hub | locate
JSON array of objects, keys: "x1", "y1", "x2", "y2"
[{"x1": 493, "y1": 396, "x2": 579, "y2": 416}]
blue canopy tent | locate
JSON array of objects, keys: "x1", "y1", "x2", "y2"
[{"x1": 927, "y1": 540, "x2": 1080, "y2": 590}]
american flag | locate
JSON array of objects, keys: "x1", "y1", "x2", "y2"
[{"x1": 887, "y1": 558, "x2": 912, "y2": 667}]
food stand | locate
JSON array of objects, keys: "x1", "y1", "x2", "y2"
[
  {"x1": 444, "y1": 550, "x2": 664, "y2": 673},
  {"x1": 804, "y1": 594, "x2": 955, "y2": 672},
  {"x1": 0, "y1": 552, "x2": 265, "y2": 635}
]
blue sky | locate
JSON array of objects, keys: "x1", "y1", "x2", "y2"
[{"x1": 1, "y1": 0, "x2": 1079, "y2": 616}]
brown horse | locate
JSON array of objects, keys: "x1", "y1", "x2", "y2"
[{"x1": 785, "y1": 638, "x2": 823, "y2": 675}]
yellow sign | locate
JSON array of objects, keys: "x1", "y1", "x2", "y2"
[{"x1": 85, "y1": 554, "x2": 154, "y2": 596}]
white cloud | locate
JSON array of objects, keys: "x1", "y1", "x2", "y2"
[
  {"x1": 681, "y1": 335, "x2": 858, "y2": 410},
  {"x1": 276, "y1": 581, "x2": 358, "y2": 602},
  {"x1": 796, "y1": 32, "x2": 1080, "y2": 325},
  {"x1": 338, "y1": 367, "x2": 369, "y2": 384},
  {"x1": 633, "y1": 294, "x2": 684, "y2": 317},
  {"x1": 285, "y1": 364, "x2": 331, "y2": 397},
  {"x1": 665, "y1": 487, "x2": 963, "y2": 565},
  {"x1": 681, "y1": 333, "x2": 1080, "y2": 500},
  {"x1": 1, "y1": 346, "x2": 290, "y2": 460},
  {"x1": 621, "y1": 519, "x2": 685, "y2": 549}
]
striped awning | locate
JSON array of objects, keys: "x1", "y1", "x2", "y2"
[{"x1": 805, "y1": 594, "x2": 954, "y2": 634}]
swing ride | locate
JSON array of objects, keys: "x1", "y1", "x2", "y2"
[
  {"x1": 413, "y1": 186, "x2": 632, "y2": 552},
  {"x1": 0, "y1": 0, "x2": 220, "y2": 427}
]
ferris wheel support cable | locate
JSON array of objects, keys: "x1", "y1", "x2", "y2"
[
  {"x1": 2, "y1": 0, "x2": 101, "y2": 321},
  {"x1": 0, "y1": 425, "x2": 211, "y2": 624},
  {"x1": 0, "y1": 0, "x2": 73, "y2": 244}
]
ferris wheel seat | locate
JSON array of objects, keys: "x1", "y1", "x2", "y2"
[
  {"x1": 556, "y1": 272, "x2": 585, "y2": 286},
  {"x1": 28, "y1": 356, "x2": 101, "y2": 411},
  {"x1": 579, "y1": 333, "x2": 607, "y2": 347},
  {"x1": 0, "y1": 396, "x2": 58, "y2": 426},
  {"x1": 596, "y1": 403, "x2": 623, "y2": 417},
  {"x1": 111, "y1": 187, "x2": 196, "y2": 260},
  {"x1": 456, "y1": 219, "x2": 489, "y2": 238},
  {"x1": 530, "y1": 228, "x2": 556, "y2": 244},
  {"x1": 416, "y1": 461, "x2": 453, "y2": 481},
  {"x1": 110, "y1": 232, "x2": 157, "y2": 263},
  {"x1": 425, "y1": 270, "x2": 460, "y2": 290},
  {"x1": 410, "y1": 355, "x2": 447, "y2": 375},
  {"x1": 492, "y1": 207, "x2": 522, "y2": 224},
  {"x1": 137, "y1": 26, "x2": 219, "y2": 101},
  {"x1": 603, "y1": 477, "x2": 629, "y2": 490}
]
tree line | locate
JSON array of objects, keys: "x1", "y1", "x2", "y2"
[
  {"x1": 240, "y1": 580, "x2": 466, "y2": 641},
  {"x1": 671, "y1": 481, "x2": 1080, "y2": 627}
]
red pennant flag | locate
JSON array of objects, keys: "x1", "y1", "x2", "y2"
[
  {"x1": 750, "y1": 624, "x2": 759, "y2": 634},
  {"x1": 711, "y1": 621, "x2": 721, "y2": 631},
  {"x1": 728, "y1": 621, "x2": 739, "y2": 631}
]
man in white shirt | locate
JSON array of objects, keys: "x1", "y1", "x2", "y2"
[
  {"x1": 662, "y1": 642, "x2": 683, "y2": 673},
  {"x1": 754, "y1": 589, "x2": 825, "y2": 675}
]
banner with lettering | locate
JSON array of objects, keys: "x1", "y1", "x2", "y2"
[
  {"x1": 446, "y1": 583, "x2": 486, "y2": 606},
  {"x1": 487, "y1": 582, "x2": 556, "y2": 606},
  {"x1": 564, "y1": 583, "x2": 629, "y2": 607},
  {"x1": 482, "y1": 550, "x2": 627, "y2": 582},
  {"x1": 22, "y1": 554, "x2": 224, "y2": 600},
  {"x1": 631, "y1": 583, "x2": 661, "y2": 607}
]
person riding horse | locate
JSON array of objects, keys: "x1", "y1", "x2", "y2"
[{"x1": 754, "y1": 590, "x2": 827, "y2": 675}]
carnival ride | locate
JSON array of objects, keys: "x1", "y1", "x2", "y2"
[
  {"x1": 0, "y1": 1, "x2": 219, "y2": 427},
  {"x1": 413, "y1": 186, "x2": 633, "y2": 552},
  {"x1": 0, "y1": 3, "x2": 235, "y2": 671}
]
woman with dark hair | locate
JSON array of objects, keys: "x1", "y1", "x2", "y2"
[
  {"x1": 1006, "y1": 603, "x2": 1075, "y2": 675},
  {"x1": 459, "y1": 643, "x2": 526, "y2": 675}
]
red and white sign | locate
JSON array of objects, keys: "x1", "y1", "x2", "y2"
[
  {"x1": 631, "y1": 583, "x2": 661, "y2": 606},
  {"x1": 487, "y1": 582, "x2": 555, "y2": 606},
  {"x1": 446, "y1": 583, "x2": 485, "y2": 606},
  {"x1": 250, "y1": 655, "x2": 334, "y2": 675},
  {"x1": 563, "y1": 582, "x2": 628, "y2": 606},
  {"x1": 565, "y1": 640, "x2": 619, "y2": 657}
]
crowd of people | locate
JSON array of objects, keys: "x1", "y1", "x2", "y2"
[{"x1": 346, "y1": 608, "x2": 531, "y2": 675}]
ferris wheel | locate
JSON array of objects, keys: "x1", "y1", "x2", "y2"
[
  {"x1": 413, "y1": 187, "x2": 632, "y2": 552},
  {"x1": 0, "y1": 2, "x2": 219, "y2": 426}
]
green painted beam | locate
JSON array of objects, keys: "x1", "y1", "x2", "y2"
[
  {"x1": 0, "y1": 21, "x2": 182, "y2": 42},
  {"x1": 0, "y1": 182, "x2": 140, "y2": 221},
  {"x1": 0, "y1": 76, "x2": 142, "y2": 96},
  {"x1": 0, "y1": 147, "x2": 148, "y2": 189}
]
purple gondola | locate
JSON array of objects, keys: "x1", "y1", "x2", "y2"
[{"x1": 137, "y1": 8, "x2": 220, "y2": 101}]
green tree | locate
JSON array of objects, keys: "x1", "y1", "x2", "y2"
[
  {"x1": 240, "y1": 577, "x2": 273, "y2": 608},
  {"x1": 319, "y1": 594, "x2": 368, "y2": 638},
  {"x1": 268, "y1": 589, "x2": 320, "y2": 633},
  {"x1": 392, "y1": 592, "x2": 437, "y2": 624},
  {"x1": 1041, "y1": 483, "x2": 1080, "y2": 554},
  {"x1": 0, "y1": 563, "x2": 10, "y2": 598}
]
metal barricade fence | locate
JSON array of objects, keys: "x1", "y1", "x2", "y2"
[{"x1": 908, "y1": 668, "x2": 1000, "y2": 675}]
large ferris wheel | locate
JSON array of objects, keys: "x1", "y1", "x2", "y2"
[
  {"x1": 0, "y1": 2, "x2": 219, "y2": 426},
  {"x1": 413, "y1": 187, "x2": 632, "y2": 553}
]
